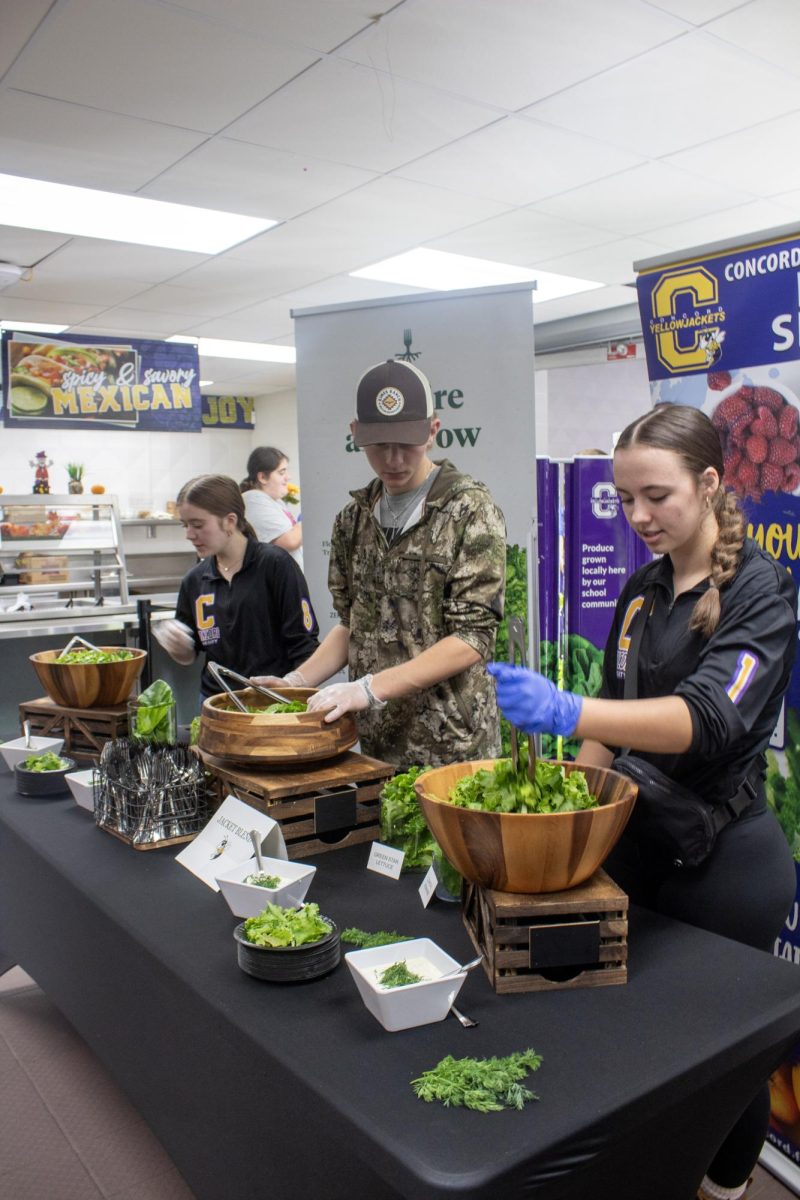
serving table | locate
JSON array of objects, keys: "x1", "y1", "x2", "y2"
[{"x1": 1, "y1": 777, "x2": 800, "y2": 1200}]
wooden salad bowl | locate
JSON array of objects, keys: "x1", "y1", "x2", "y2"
[
  {"x1": 415, "y1": 760, "x2": 637, "y2": 894},
  {"x1": 30, "y1": 647, "x2": 147, "y2": 709},
  {"x1": 198, "y1": 688, "x2": 358, "y2": 768}
]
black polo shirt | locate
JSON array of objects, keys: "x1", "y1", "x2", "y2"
[
  {"x1": 601, "y1": 538, "x2": 797, "y2": 803},
  {"x1": 175, "y1": 539, "x2": 319, "y2": 698}
]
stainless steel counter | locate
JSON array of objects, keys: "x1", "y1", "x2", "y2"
[{"x1": 0, "y1": 594, "x2": 177, "y2": 640}]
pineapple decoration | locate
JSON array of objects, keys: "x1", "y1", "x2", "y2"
[
  {"x1": 31, "y1": 450, "x2": 53, "y2": 494},
  {"x1": 66, "y1": 463, "x2": 84, "y2": 494}
]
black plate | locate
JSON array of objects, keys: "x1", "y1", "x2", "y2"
[{"x1": 233, "y1": 921, "x2": 340, "y2": 982}]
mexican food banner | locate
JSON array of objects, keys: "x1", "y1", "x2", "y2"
[
  {"x1": 1, "y1": 329, "x2": 202, "y2": 432},
  {"x1": 635, "y1": 226, "x2": 800, "y2": 1193}
]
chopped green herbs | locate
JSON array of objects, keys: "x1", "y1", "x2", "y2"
[
  {"x1": 449, "y1": 750, "x2": 597, "y2": 815},
  {"x1": 22, "y1": 751, "x2": 68, "y2": 772},
  {"x1": 411, "y1": 1050, "x2": 542, "y2": 1112},
  {"x1": 56, "y1": 648, "x2": 135, "y2": 664},
  {"x1": 378, "y1": 961, "x2": 423, "y2": 988},
  {"x1": 242, "y1": 902, "x2": 331, "y2": 948},
  {"x1": 243, "y1": 873, "x2": 282, "y2": 889},
  {"x1": 341, "y1": 928, "x2": 415, "y2": 948}
]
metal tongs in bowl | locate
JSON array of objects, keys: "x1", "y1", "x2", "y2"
[
  {"x1": 507, "y1": 616, "x2": 536, "y2": 781},
  {"x1": 206, "y1": 662, "x2": 294, "y2": 712}
]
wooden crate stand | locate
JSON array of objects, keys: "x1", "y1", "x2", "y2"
[
  {"x1": 19, "y1": 697, "x2": 129, "y2": 765},
  {"x1": 462, "y1": 869, "x2": 629, "y2": 994},
  {"x1": 201, "y1": 750, "x2": 394, "y2": 860}
]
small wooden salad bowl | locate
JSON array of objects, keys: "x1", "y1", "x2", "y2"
[
  {"x1": 414, "y1": 760, "x2": 637, "y2": 894},
  {"x1": 198, "y1": 687, "x2": 358, "y2": 768},
  {"x1": 30, "y1": 647, "x2": 147, "y2": 708}
]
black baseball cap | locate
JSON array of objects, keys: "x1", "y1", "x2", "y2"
[{"x1": 353, "y1": 359, "x2": 434, "y2": 447}]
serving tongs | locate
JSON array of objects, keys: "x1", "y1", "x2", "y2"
[
  {"x1": 207, "y1": 661, "x2": 293, "y2": 712},
  {"x1": 507, "y1": 616, "x2": 536, "y2": 781}
]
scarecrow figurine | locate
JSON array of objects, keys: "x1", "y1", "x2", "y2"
[{"x1": 31, "y1": 450, "x2": 53, "y2": 494}]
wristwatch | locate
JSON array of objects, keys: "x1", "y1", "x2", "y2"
[{"x1": 359, "y1": 673, "x2": 387, "y2": 710}]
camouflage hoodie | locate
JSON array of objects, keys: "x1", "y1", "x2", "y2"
[{"x1": 328, "y1": 459, "x2": 506, "y2": 771}]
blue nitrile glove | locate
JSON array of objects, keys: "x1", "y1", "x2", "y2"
[{"x1": 487, "y1": 663, "x2": 583, "y2": 736}]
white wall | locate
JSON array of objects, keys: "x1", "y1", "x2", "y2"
[
  {"x1": 534, "y1": 355, "x2": 651, "y2": 458},
  {"x1": 0, "y1": 390, "x2": 301, "y2": 513}
]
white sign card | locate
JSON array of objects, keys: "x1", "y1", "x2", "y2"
[
  {"x1": 418, "y1": 865, "x2": 438, "y2": 908},
  {"x1": 175, "y1": 794, "x2": 287, "y2": 891},
  {"x1": 367, "y1": 841, "x2": 405, "y2": 880}
]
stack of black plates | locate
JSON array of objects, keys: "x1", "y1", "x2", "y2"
[{"x1": 233, "y1": 921, "x2": 340, "y2": 982}]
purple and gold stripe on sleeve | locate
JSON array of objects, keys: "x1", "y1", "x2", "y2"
[{"x1": 725, "y1": 650, "x2": 759, "y2": 705}]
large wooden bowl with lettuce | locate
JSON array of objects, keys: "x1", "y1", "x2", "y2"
[
  {"x1": 414, "y1": 758, "x2": 637, "y2": 894},
  {"x1": 198, "y1": 687, "x2": 358, "y2": 768},
  {"x1": 30, "y1": 646, "x2": 147, "y2": 708}
]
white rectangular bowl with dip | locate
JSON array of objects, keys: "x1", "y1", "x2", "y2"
[
  {"x1": 0, "y1": 735, "x2": 65, "y2": 772},
  {"x1": 345, "y1": 938, "x2": 467, "y2": 1032},
  {"x1": 215, "y1": 856, "x2": 316, "y2": 918}
]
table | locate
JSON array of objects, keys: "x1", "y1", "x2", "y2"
[{"x1": 2, "y1": 777, "x2": 800, "y2": 1200}]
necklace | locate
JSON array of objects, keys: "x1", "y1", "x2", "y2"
[{"x1": 380, "y1": 466, "x2": 437, "y2": 540}]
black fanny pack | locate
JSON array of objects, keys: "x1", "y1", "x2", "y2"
[{"x1": 611, "y1": 753, "x2": 758, "y2": 869}]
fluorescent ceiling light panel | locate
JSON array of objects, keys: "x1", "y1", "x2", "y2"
[
  {"x1": 167, "y1": 335, "x2": 295, "y2": 363},
  {"x1": 351, "y1": 248, "x2": 603, "y2": 302},
  {"x1": 0, "y1": 173, "x2": 277, "y2": 254},
  {"x1": 0, "y1": 320, "x2": 68, "y2": 334},
  {"x1": 199, "y1": 380, "x2": 214, "y2": 387}
]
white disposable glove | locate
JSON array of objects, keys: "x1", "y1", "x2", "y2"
[
  {"x1": 250, "y1": 669, "x2": 308, "y2": 689},
  {"x1": 152, "y1": 619, "x2": 196, "y2": 664},
  {"x1": 306, "y1": 675, "x2": 386, "y2": 723}
]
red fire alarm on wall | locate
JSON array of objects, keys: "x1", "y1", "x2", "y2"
[{"x1": 607, "y1": 342, "x2": 637, "y2": 361}]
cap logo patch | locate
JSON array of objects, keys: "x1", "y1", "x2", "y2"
[{"x1": 376, "y1": 386, "x2": 404, "y2": 416}]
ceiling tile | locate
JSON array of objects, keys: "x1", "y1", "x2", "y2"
[
  {"x1": 535, "y1": 287, "x2": 639, "y2": 325},
  {"x1": 0, "y1": 90, "x2": 207, "y2": 191},
  {"x1": 5, "y1": 0, "x2": 318, "y2": 131},
  {"x1": 27, "y1": 240, "x2": 210, "y2": 287},
  {"x1": 667, "y1": 110, "x2": 800, "y2": 197},
  {"x1": 2, "y1": 273, "x2": 148, "y2": 308},
  {"x1": 644, "y1": 199, "x2": 800, "y2": 255},
  {"x1": 706, "y1": 0, "x2": 800, "y2": 77},
  {"x1": 525, "y1": 31, "x2": 800, "y2": 157},
  {"x1": 180, "y1": 300, "x2": 295, "y2": 342},
  {"x1": 537, "y1": 237, "x2": 670, "y2": 285},
  {"x1": 119, "y1": 283, "x2": 248, "y2": 318},
  {"x1": 285, "y1": 276, "x2": 425, "y2": 311},
  {"x1": 394, "y1": 116, "x2": 646, "y2": 207},
  {"x1": 0, "y1": 0, "x2": 54, "y2": 76},
  {"x1": 157, "y1": 255, "x2": 291, "y2": 307},
  {"x1": 0, "y1": 297, "x2": 105, "y2": 326},
  {"x1": 74, "y1": 307, "x2": 200, "y2": 337},
  {"x1": 166, "y1": 0, "x2": 396, "y2": 53},
  {"x1": 0, "y1": 227, "x2": 72, "y2": 267},
  {"x1": 140, "y1": 137, "x2": 375, "y2": 219},
  {"x1": 645, "y1": 0, "x2": 743, "y2": 20},
  {"x1": 429, "y1": 208, "x2": 617, "y2": 266},
  {"x1": 531, "y1": 162, "x2": 756, "y2": 237},
  {"x1": 340, "y1": 0, "x2": 686, "y2": 110},
  {"x1": 224, "y1": 57, "x2": 498, "y2": 173}
]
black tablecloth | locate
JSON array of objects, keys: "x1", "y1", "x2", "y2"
[{"x1": 2, "y1": 777, "x2": 800, "y2": 1200}]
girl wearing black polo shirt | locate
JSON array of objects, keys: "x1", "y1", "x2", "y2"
[
  {"x1": 489, "y1": 405, "x2": 798, "y2": 1200},
  {"x1": 154, "y1": 474, "x2": 319, "y2": 699}
]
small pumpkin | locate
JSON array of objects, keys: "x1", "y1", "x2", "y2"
[{"x1": 90, "y1": 484, "x2": 106, "y2": 494}]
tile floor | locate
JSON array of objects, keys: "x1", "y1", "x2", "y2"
[{"x1": 0, "y1": 961, "x2": 795, "y2": 1200}]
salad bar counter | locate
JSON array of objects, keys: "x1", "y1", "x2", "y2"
[{"x1": 2, "y1": 776, "x2": 800, "y2": 1200}]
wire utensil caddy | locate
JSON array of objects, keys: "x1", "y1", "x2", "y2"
[{"x1": 94, "y1": 739, "x2": 215, "y2": 850}]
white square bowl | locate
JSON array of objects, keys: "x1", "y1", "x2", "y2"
[
  {"x1": 214, "y1": 856, "x2": 316, "y2": 918},
  {"x1": 345, "y1": 938, "x2": 467, "y2": 1033},
  {"x1": 0, "y1": 735, "x2": 65, "y2": 772},
  {"x1": 66, "y1": 768, "x2": 96, "y2": 813}
]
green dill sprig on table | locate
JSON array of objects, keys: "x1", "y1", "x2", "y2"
[
  {"x1": 378, "y1": 961, "x2": 422, "y2": 988},
  {"x1": 411, "y1": 1050, "x2": 542, "y2": 1112},
  {"x1": 341, "y1": 927, "x2": 415, "y2": 948}
]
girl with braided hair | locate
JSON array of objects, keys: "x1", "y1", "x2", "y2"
[{"x1": 489, "y1": 404, "x2": 797, "y2": 1200}]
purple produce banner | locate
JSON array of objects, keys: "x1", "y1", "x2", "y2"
[{"x1": 1, "y1": 329, "x2": 201, "y2": 432}]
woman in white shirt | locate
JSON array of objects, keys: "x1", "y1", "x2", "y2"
[{"x1": 240, "y1": 446, "x2": 303, "y2": 568}]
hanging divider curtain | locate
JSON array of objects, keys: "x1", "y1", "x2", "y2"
[
  {"x1": 635, "y1": 226, "x2": 800, "y2": 1196},
  {"x1": 292, "y1": 283, "x2": 537, "y2": 651}
]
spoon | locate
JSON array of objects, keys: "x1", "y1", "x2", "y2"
[
  {"x1": 249, "y1": 829, "x2": 264, "y2": 871},
  {"x1": 440, "y1": 953, "x2": 484, "y2": 980},
  {"x1": 23, "y1": 720, "x2": 31, "y2": 749},
  {"x1": 450, "y1": 1004, "x2": 479, "y2": 1029}
]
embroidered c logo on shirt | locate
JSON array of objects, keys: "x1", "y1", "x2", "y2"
[
  {"x1": 195, "y1": 593, "x2": 214, "y2": 631},
  {"x1": 618, "y1": 595, "x2": 645, "y2": 653},
  {"x1": 725, "y1": 650, "x2": 759, "y2": 705}
]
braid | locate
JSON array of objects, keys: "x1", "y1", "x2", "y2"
[{"x1": 689, "y1": 487, "x2": 746, "y2": 637}]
